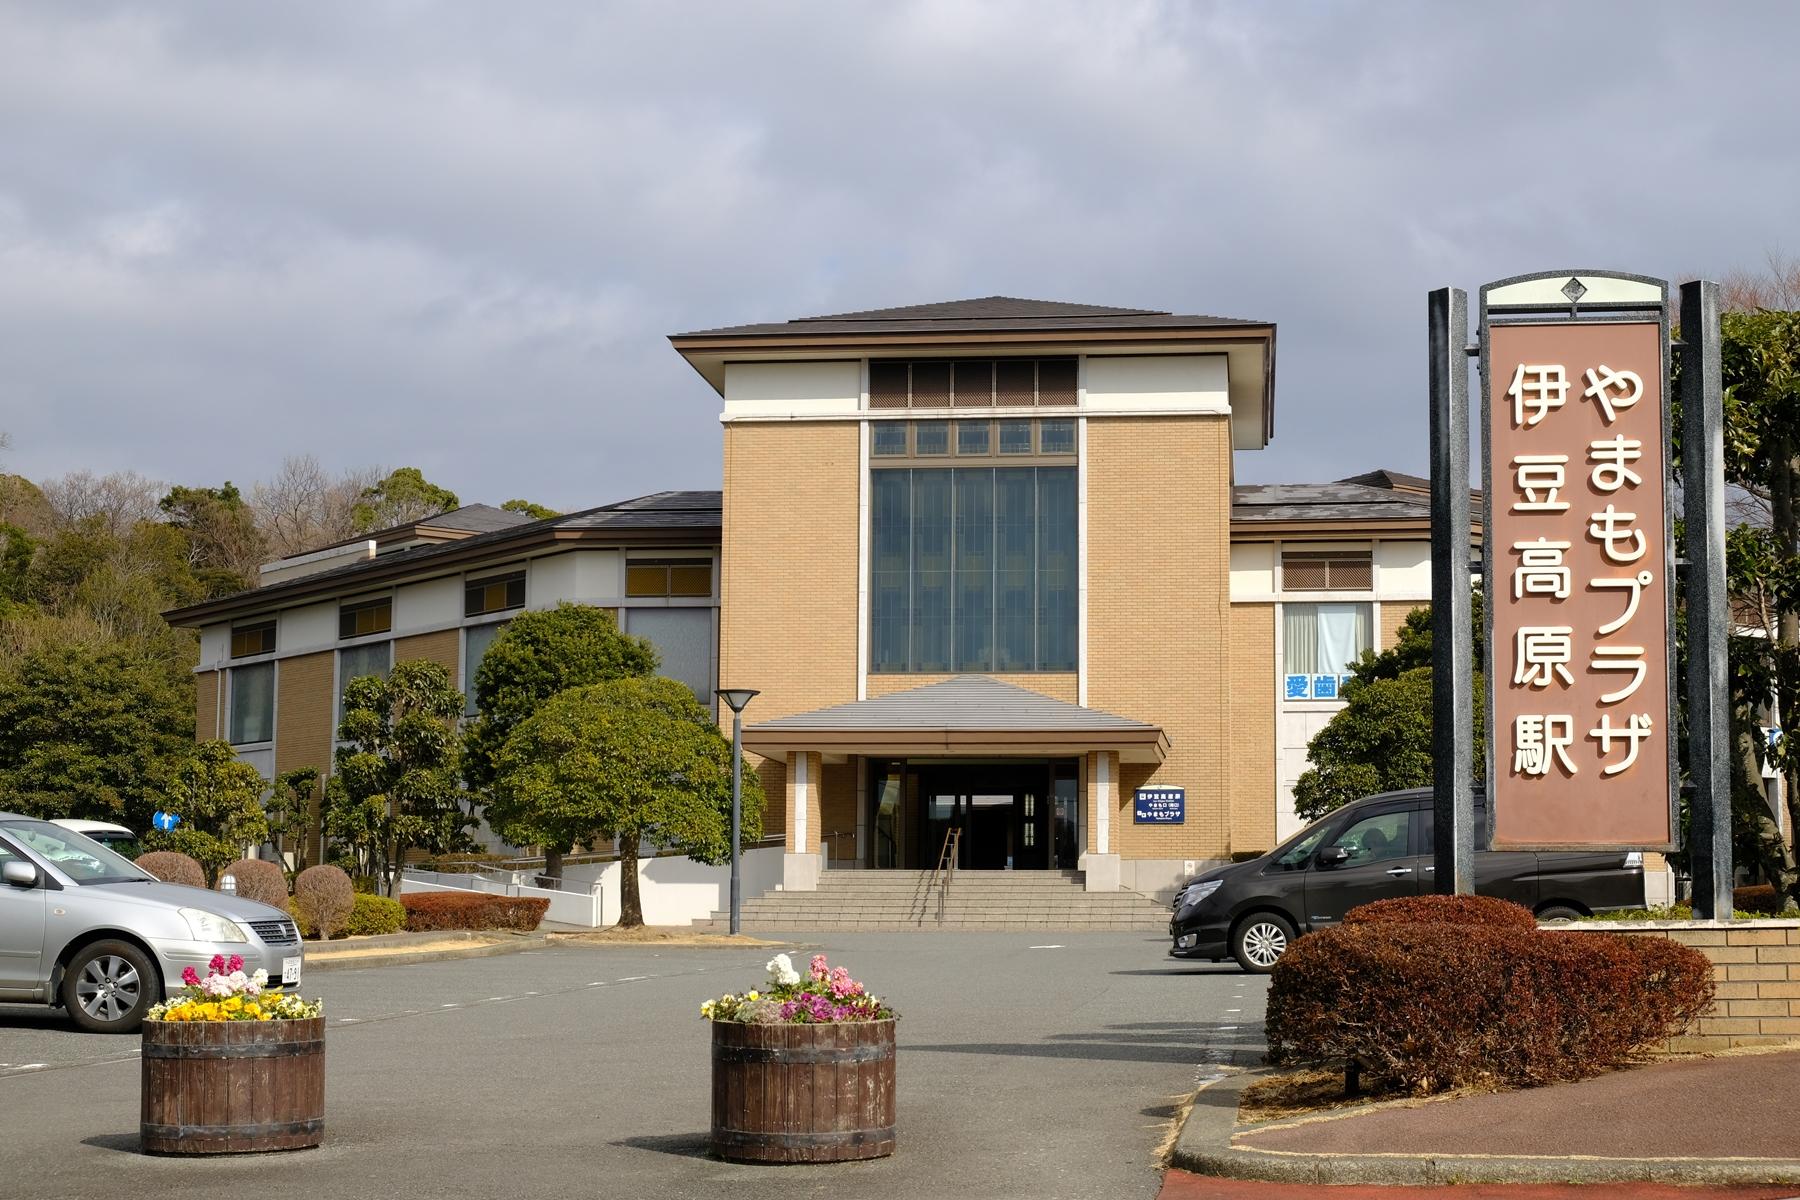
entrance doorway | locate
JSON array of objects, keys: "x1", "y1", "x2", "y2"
[{"x1": 869, "y1": 759, "x2": 1080, "y2": 870}]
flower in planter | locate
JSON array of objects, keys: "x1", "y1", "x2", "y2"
[
  {"x1": 149, "y1": 955, "x2": 323, "y2": 1023},
  {"x1": 704, "y1": 953, "x2": 894, "y2": 1024}
]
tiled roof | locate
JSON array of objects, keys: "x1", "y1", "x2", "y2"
[
  {"x1": 672, "y1": 295, "x2": 1268, "y2": 339},
  {"x1": 1233, "y1": 470, "x2": 1484, "y2": 524},
  {"x1": 748, "y1": 674, "x2": 1160, "y2": 735},
  {"x1": 418, "y1": 503, "x2": 535, "y2": 534}
]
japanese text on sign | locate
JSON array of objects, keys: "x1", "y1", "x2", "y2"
[
  {"x1": 1133, "y1": 787, "x2": 1185, "y2": 825},
  {"x1": 1488, "y1": 321, "x2": 1672, "y2": 849}
]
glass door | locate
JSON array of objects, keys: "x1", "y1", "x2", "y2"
[{"x1": 925, "y1": 789, "x2": 961, "y2": 870}]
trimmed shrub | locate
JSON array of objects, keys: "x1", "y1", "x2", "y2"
[
  {"x1": 1342, "y1": 894, "x2": 1537, "y2": 930},
  {"x1": 291, "y1": 865, "x2": 356, "y2": 940},
  {"x1": 1266, "y1": 923, "x2": 1713, "y2": 1093},
  {"x1": 346, "y1": 893, "x2": 406, "y2": 937},
  {"x1": 137, "y1": 850, "x2": 205, "y2": 889},
  {"x1": 218, "y1": 858, "x2": 288, "y2": 909},
  {"x1": 400, "y1": 892, "x2": 549, "y2": 932},
  {"x1": 1733, "y1": 885, "x2": 1792, "y2": 915}
]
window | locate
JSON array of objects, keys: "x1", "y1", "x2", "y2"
[
  {"x1": 229, "y1": 662, "x2": 274, "y2": 745},
  {"x1": 339, "y1": 598, "x2": 392, "y2": 639},
  {"x1": 1283, "y1": 602, "x2": 1372, "y2": 700},
  {"x1": 1325, "y1": 809, "x2": 1411, "y2": 866},
  {"x1": 464, "y1": 571, "x2": 525, "y2": 618},
  {"x1": 1282, "y1": 549, "x2": 1373, "y2": 591},
  {"x1": 870, "y1": 467, "x2": 1077, "y2": 672},
  {"x1": 913, "y1": 421, "x2": 949, "y2": 456},
  {"x1": 463, "y1": 621, "x2": 509, "y2": 715},
  {"x1": 998, "y1": 420, "x2": 1033, "y2": 455},
  {"x1": 626, "y1": 608, "x2": 714, "y2": 702},
  {"x1": 1038, "y1": 419, "x2": 1075, "y2": 455},
  {"x1": 230, "y1": 621, "x2": 275, "y2": 659},
  {"x1": 955, "y1": 421, "x2": 990, "y2": 456},
  {"x1": 871, "y1": 424, "x2": 908, "y2": 457},
  {"x1": 338, "y1": 641, "x2": 392, "y2": 717},
  {"x1": 625, "y1": 559, "x2": 713, "y2": 598},
  {"x1": 865, "y1": 358, "x2": 1078, "y2": 408}
]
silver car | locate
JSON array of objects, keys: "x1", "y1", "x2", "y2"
[{"x1": 0, "y1": 814, "x2": 303, "y2": 1033}]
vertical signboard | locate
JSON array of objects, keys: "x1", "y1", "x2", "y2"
[{"x1": 1481, "y1": 274, "x2": 1675, "y2": 850}]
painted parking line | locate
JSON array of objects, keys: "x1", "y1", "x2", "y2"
[{"x1": 1029, "y1": 945, "x2": 1066, "y2": 950}]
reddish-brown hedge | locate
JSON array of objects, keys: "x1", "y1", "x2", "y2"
[
  {"x1": 400, "y1": 892, "x2": 549, "y2": 932},
  {"x1": 1342, "y1": 894, "x2": 1537, "y2": 930},
  {"x1": 1266, "y1": 923, "x2": 1713, "y2": 1093},
  {"x1": 1734, "y1": 885, "x2": 1791, "y2": 915},
  {"x1": 137, "y1": 850, "x2": 205, "y2": 889},
  {"x1": 218, "y1": 858, "x2": 288, "y2": 909}
]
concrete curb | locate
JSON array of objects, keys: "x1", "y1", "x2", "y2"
[
  {"x1": 305, "y1": 932, "x2": 553, "y2": 973},
  {"x1": 1168, "y1": 1067, "x2": 1800, "y2": 1186}
]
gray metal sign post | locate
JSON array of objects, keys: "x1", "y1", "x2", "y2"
[
  {"x1": 1679, "y1": 279, "x2": 1733, "y2": 920},
  {"x1": 1428, "y1": 286, "x2": 1475, "y2": 894}
]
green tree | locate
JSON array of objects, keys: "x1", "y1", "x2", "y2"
[
  {"x1": 0, "y1": 628, "x2": 193, "y2": 828},
  {"x1": 142, "y1": 740, "x2": 271, "y2": 884},
  {"x1": 159, "y1": 481, "x2": 267, "y2": 596},
  {"x1": 324, "y1": 660, "x2": 471, "y2": 894},
  {"x1": 500, "y1": 498, "x2": 560, "y2": 520},
  {"x1": 0, "y1": 521, "x2": 34, "y2": 616},
  {"x1": 351, "y1": 467, "x2": 459, "y2": 532},
  {"x1": 464, "y1": 603, "x2": 659, "y2": 880},
  {"x1": 268, "y1": 766, "x2": 322, "y2": 879},
  {"x1": 1290, "y1": 599, "x2": 1487, "y2": 823},
  {"x1": 490, "y1": 677, "x2": 763, "y2": 927}
]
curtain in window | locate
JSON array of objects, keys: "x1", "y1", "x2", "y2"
[
  {"x1": 911, "y1": 470, "x2": 953, "y2": 671},
  {"x1": 338, "y1": 642, "x2": 391, "y2": 717},
  {"x1": 626, "y1": 608, "x2": 715, "y2": 702},
  {"x1": 229, "y1": 662, "x2": 274, "y2": 745},
  {"x1": 871, "y1": 471, "x2": 911, "y2": 671},
  {"x1": 1284, "y1": 603, "x2": 1371, "y2": 674},
  {"x1": 953, "y1": 470, "x2": 994, "y2": 671},
  {"x1": 994, "y1": 468, "x2": 1036, "y2": 670},
  {"x1": 463, "y1": 621, "x2": 508, "y2": 715},
  {"x1": 1036, "y1": 467, "x2": 1077, "y2": 670}
]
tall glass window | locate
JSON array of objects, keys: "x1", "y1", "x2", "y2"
[
  {"x1": 229, "y1": 662, "x2": 274, "y2": 745},
  {"x1": 869, "y1": 467, "x2": 1077, "y2": 672}
]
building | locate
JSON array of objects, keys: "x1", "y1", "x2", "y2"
[
  {"x1": 162, "y1": 492, "x2": 725, "y2": 856},
  {"x1": 668, "y1": 296, "x2": 1465, "y2": 898}
]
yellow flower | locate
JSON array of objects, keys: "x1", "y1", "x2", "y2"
[{"x1": 747, "y1": 991, "x2": 760, "y2": 1001}]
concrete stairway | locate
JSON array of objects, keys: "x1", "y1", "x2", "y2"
[{"x1": 701, "y1": 869, "x2": 1171, "y2": 932}]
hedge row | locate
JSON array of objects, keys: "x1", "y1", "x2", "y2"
[
  {"x1": 1266, "y1": 895, "x2": 1713, "y2": 1094},
  {"x1": 1733, "y1": 884, "x2": 1795, "y2": 915},
  {"x1": 399, "y1": 892, "x2": 549, "y2": 932},
  {"x1": 1341, "y1": 894, "x2": 1536, "y2": 930}
]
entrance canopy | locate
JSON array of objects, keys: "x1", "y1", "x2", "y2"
[{"x1": 742, "y1": 675, "x2": 1168, "y2": 764}]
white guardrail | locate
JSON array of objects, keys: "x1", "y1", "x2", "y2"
[{"x1": 399, "y1": 870, "x2": 604, "y2": 928}]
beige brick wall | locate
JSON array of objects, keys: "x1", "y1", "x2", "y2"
[
  {"x1": 866, "y1": 672, "x2": 1077, "y2": 703},
  {"x1": 1228, "y1": 604, "x2": 1277, "y2": 855},
  {"x1": 1087, "y1": 415, "x2": 1234, "y2": 861},
  {"x1": 195, "y1": 670, "x2": 222, "y2": 742},
  {"x1": 721, "y1": 421, "x2": 860, "y2": 842},
  {"x1": 1599, "y1": 922, "x2": 1800, "y2": 1052},
  {"x1": 1379, "y1": 602, "x2": 1421, "y2": 652},
  {"x1": 276, "y1": 651, "x2": 336, "y2": 863},
  {"x1": 395, "y1": 628, "x2": 460, "y2": 679}
]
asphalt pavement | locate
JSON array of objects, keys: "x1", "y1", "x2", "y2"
[{"x1": 0, "y1": 931, "x2": 1266, "y2": 1200}]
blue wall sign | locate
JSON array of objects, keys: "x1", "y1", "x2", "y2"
[
  {"x1": 152, "y1": 810, "x2": 181, "y2": 832},
  {"x1": 1134, "y1": 786, "x2": 1185, "y2": 825}
]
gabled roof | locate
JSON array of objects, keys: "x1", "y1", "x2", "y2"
[
  {"x1": 744, "y1": 675, "x2": 1168, "y2": 762},
  {"x1": 673, "y1": 295, "x2": 1266, "y2": 339},
  {"x1": 164, "y1": 491, "x2": 721, "y2": 627},
  {"x1": 1230, "y1": 469, "x2": 1485, "y2": 539},
  {"x1": 416, "y1": 503, "x2": 536, "y2": 535}
]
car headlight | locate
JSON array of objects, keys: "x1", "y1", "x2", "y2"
[
  {"x1": 1183, "y1": 880, "x2": 1222, "y2": 908},
  {"x1": 179, "y1": 907, "x2": 249, "y2": 943}
]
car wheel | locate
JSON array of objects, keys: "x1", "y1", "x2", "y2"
[
  {"x1": 1231, "y1": 913, "x2": 1296, "y2": 973},
  {"x1": 60, "y1": 940, "x2": 158, "y2": 1034},
  {"x1": 1535, "y1": 904, "x2": 1584, "y2": 923}
]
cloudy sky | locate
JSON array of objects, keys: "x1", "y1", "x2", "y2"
[{"x1": 1, "y1": 1, "x2": 1795, "y2": 509}]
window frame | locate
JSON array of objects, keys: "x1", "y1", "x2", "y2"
[
  {"x1": 227, "y1": 660, "x2": 275, "y2": 747},
  {"x1": 865, "y1": 357, "x2": 1079, "y2": 409},
  {"x1": 229, "y1": 620, "x2": 276, "y2": 660},
  {"x1": 338, "y1": 596, "x2": 393, "y2": 641},
  {"x1": 624, "y1": 558, "x2": 716, "y2": 599},
  {"x1": 869, "y1": 419, "x2": 1077, "y2": 467},
  {"x1": 463, "y1": 570, "x2": 526, "y2": 618}
]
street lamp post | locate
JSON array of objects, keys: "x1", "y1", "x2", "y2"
[{"x1": 715, "y1": 687, "x2": 760, "y2": 936}]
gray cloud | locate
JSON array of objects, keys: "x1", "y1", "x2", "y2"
[{"x1": 1, "y1": 1, "x2": 1795, "y2": 507}]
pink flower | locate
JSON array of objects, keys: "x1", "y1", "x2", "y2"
[
  {"x1": 181, "y1": 966, "x2": 200, "y2": 987},
  {"x1": 208, "y1": 954, "x2": 226, "y2": 973},
  {"x1": 809, "y1": 954, "x2": 830, "y2": 981},
  {"x1": 226, "y1": 954, "x2": 244, "y2": 973}
]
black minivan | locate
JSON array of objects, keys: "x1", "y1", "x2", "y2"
[{"x1": 1168, "y1": 788, "x2": 1647, "y2": 972}]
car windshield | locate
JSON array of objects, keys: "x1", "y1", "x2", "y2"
[
  {"x1": 1270, "y1": 817, "x2": 1336, "y2": 870},
  {"x1": 0, "y1": 819, "x2": 153, "y2": 884}
]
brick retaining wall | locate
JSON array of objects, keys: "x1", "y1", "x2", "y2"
[{"x1": 1565, "y1": 920, "x2": 1800, "y2": 1053}]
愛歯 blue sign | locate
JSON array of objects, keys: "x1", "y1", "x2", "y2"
[{"x1": 1134, "y1": 786, "x2": 1185, "y2": 824}]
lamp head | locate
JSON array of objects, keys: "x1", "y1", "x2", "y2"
[{"x1": 715, "y1": 687, "x2": 760, "y2": 714}]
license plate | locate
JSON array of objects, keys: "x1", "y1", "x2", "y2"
[{"x1": 282, "y1": 957, "x2": 301, "y2": 985}]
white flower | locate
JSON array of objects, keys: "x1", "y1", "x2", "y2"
[
  {"x1": 766, "y1": 953, "x2": 800, "y2": 987},
  {"x1": 251, "y1": 969, "x2": 269, "y2": 987}
]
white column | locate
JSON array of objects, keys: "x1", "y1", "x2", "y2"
[
  {"x1": 1096, "y1": 750, "x2": 1111, "y2": 854},
  {"x1": 794, "y1": 751, "x2": 810, "y2": 851}
]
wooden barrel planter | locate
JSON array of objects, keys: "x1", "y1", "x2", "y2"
[
  {"x1": 710, "y1": 1019, "x2": 896, "y2": 1163},
  {"x1": 140, "y1": 1017, "x2": 325, "y2": 1155}
]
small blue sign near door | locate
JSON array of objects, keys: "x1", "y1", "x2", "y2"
[
  {"x1": 152, "y1": 810, "x2": 181, "y2": 832},
  {"x1": 1133, "y1": 787, "x2": 1185, "y2": 824}
]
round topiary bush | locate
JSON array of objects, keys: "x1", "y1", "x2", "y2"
[
  {"x1": 136, "y1": 850, "x2": 206, "y2": 889},
  {"x1": 291, "y1": 864, "x2": 356, "y2": 940},
  {"x1": 217, "y1": 858, "x2": 289, "y2": 909},
  {"x1": 345, "y1": 892, "x2": 406, "y2": 937},
  {"x1": 1266, "y1": 922, "x2": 1713, "y2": 1093},
  {"x1": 1342, "y1": 893, "x2": 1537, "y2": 930}
]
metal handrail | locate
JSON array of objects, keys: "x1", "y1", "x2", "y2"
[{"x1": 934, "y1": 827, "x2": 961, "y2": 925}]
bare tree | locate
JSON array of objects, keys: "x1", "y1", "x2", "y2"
[
  {"x1": 38, "y1": 470, "x2": 164, "y2": 535},
  {"x1": 1722, "y1": 249, "x2": 1800, "y2": 313},
  {"x1": 251, "y1": 455, "x2": 382, "y2": 558}
]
